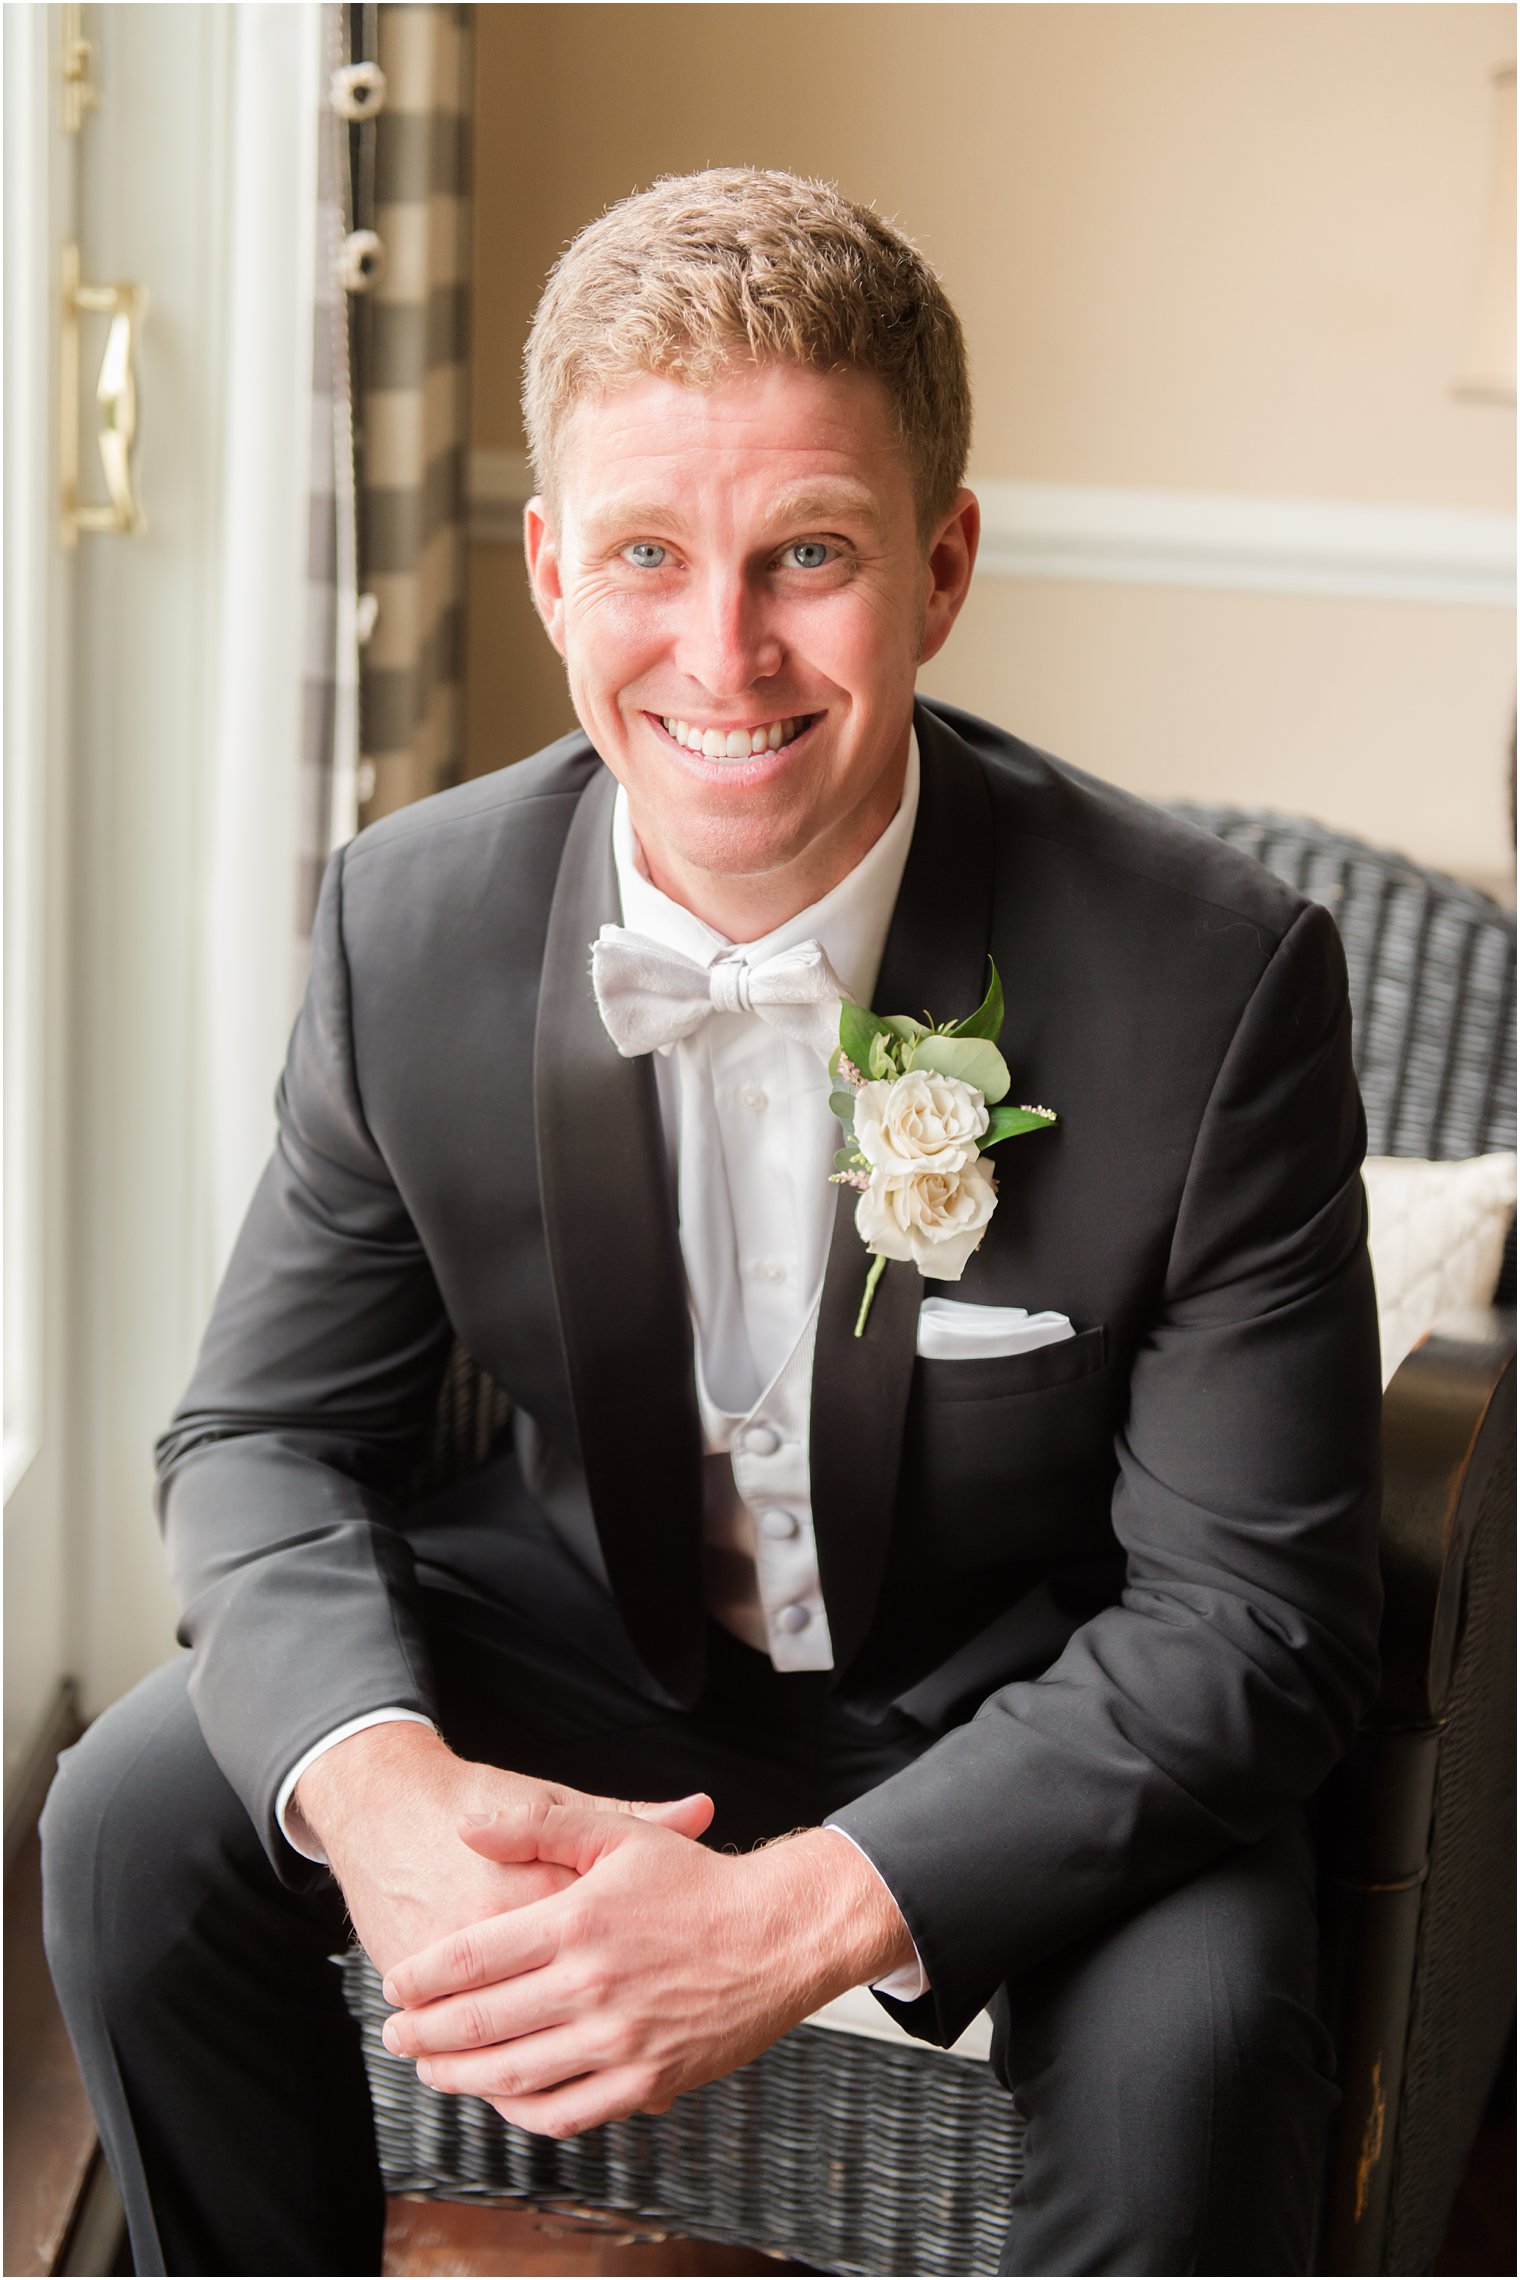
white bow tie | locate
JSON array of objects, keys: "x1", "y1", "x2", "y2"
[{"x1": 590, "y1": 925, "x2": 847, "y2": 1062}]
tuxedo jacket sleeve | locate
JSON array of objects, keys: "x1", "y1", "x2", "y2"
[
  {"x1": 832, "y1": 881, "x2": 1383, "y2": 2044},
  {"x1": 155, "y1": 840, "x2": 454, "y2": 1877}
]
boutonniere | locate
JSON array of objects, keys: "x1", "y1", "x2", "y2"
[{"x1": 828, "y1": 962, "x2": 1056, "y2": 1336}]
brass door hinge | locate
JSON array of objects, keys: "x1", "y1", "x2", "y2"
[{"x1": 60, "y1": 3, "x2": 101, "y2": 135}]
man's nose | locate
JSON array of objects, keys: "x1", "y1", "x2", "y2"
[{"x1": 674, "y1": 572, "x2": 784, "y2": 699}]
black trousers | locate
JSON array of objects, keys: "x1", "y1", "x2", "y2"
[{"x1": 41, "y1": 1586, "x2": 1338, "y2": 2278}]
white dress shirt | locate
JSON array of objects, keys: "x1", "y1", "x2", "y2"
[
  {"x1": 613, "y1": 731, "x2": 919, "y2": 1670},
  {"x1": 276, "y1": 733, "x2": 929, "y2": 1998}
]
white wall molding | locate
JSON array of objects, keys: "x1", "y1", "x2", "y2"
[
  {"x1": 468, "y1": 449, "x2": 1515, "y2": 608},
  {"x1": 969, "y1": 480, "x2": 1515, "y2": 607}
]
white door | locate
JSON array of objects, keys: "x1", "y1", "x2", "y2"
[
  {"x1": 4, "y1": 1, "x2": 84, "y2": 1801},
  {"x1": 4, "y1": 3, "x2": 322, "y2": 1795}
]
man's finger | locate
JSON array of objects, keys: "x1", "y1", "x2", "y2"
[
  {"x1": 384, "y1": 1972, "x2": 574, "y2": 2058},
  {"x1": 455, "y1": 1797, "x2": 635, "y2": 1876},
  {"x1": 627, "y1": 1791, "x2": 714, "y2": 1837},
  {"x1": 383, "y1": 1894, "x2": 560, "y2": 2008},
  {"x1": 489, "y1": 2063, "x2": 663, "y2": 2141},
  {"x1": 545, "y1": 1789, "x2": 712, "y2": 1836},
  {"x1": 484, "y1": 1789, "x2": 712, "y2": 1837},
  {"x1": 418, "y1": 2023, "x2": 600, "y2": 2102}
]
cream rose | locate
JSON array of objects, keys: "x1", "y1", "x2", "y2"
[
  {"x1": 855, "y1": 1155, "x2": 998, "y2": 1280},
  {"x1": 852, "y1": 1069, "x2": 989, "y2": 1176}
]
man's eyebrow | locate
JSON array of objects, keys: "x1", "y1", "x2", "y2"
[
  {"x1": 576, "y1": 485, "x2": 888, "y2": 542},
  {"x1": 577, "y1": 500, "x2": 691, "y2": 542},
  {"x1": 765, "y1": 484, "x2": 887, "y2": 531}
]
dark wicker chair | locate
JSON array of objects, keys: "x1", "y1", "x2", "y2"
[{"x1": 345, "y1": 809, "x2": 1516, "y2": 2277}]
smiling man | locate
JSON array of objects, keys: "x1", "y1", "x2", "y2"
[
  {"x1": 43, "y1": 171, "x2": 1382, "y2": 2278},
  {"x1": 523, "y1": 357, "x2": 964, "y2": 936}
]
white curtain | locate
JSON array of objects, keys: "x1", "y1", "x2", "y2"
[{"x1": 200, "y1": 4, "x2": 324, "y2": 1277}]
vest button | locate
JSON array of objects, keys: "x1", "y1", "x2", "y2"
[
  {"x1": 739, "y1": 1424, "x2": 781, "y2": 1456},
  {"x1": 757, "y1": 1507, "x2": 799, "y2": 1541},
  {"x1": 775, "y1": 1603, "x2": 811, "y2": 1635}
]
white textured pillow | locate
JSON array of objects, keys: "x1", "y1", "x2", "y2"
[{"x1": 1363, "y1": 1153, "x2": 1517, "y2": 1387}]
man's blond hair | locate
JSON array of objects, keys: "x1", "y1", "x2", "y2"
[{"x1": 522, "y1": 168, "x2": 972, "y2": 537}]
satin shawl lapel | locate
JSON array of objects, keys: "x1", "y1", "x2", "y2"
[
  {"x1": 533, "y1": 765, "x2": 707, "y2": 1706},
  {"x1": 810, "y1": 706, "x2": 997, "y2": 1671}
]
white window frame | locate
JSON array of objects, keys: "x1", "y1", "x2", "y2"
[{"x1": 3, "y1": 2, "x2": 69, "y2": 1506}]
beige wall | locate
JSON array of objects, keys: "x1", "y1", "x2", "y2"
[{"x1": 464, "y1": 4, "x2": 1515, "y2": 886}]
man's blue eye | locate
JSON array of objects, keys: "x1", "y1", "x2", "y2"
[
  {"x1": 787, "y1": 541, "x2": 831, "y2": 569},
  {"x1": 624, "y1": 542, "x2": 667, "y2": 568}
]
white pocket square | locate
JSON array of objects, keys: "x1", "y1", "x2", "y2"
[{"x1": 916, "y1": 1299, "x2": 1076, "y2": 1361}]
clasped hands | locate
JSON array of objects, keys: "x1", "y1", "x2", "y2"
[{"x1": 295, "y1": 1724, "x2": 913, "y2": 2142}]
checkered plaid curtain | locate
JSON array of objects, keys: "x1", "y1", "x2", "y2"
[
  {"x1": 356, "y1": 2, "x2": 473, "y2": 822},
  {"x1": 298, "y1": 3, "x2": 361, "y2": 943}
]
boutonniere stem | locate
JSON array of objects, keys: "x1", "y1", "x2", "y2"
[
  {"x1": 854, "y1": 1254, "x2": 887, "y2": 1340},
  {"x1": 827, "y1": 961, "x2": 1056, "y2": 1337}
]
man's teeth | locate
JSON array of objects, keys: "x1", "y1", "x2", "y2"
[{"x1": 661, "y1": 716, "x2": 805, "y2": 758}]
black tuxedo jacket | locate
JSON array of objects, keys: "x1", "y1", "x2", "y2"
[{"x1": 156, "y1": 699, "x2": 1382, "y2": 2047}]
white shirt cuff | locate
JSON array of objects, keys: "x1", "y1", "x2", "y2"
[
  {"x1": 275, "y1": 1709, "x2": 437, "y2": 1862},
  {"x1": 823, "y1": 1822, "x2": 930, "y2": 2001}
]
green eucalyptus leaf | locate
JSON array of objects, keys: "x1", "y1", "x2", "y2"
[
  {"x1": 907, "y1": 1032, "x2": 1011, "y2": 1103},
  {"x1": 828, "y1": 1088, "x2": 858, "y2": 1128},
  {"x1": 950, "y1": 960, "x2": 1005, "y2": 1043},
  {"x1": 838, "y1": 1000, "x2": 883, "y2": 1076},
  {"x1": 982, "y1": 1104, "x2": 1058, "y2": 1145},
  {"x1": 879, "y1": 1013, "x2": 929, "y2": 1043}
]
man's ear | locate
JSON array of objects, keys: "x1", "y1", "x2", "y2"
[
  {"x1": 918, "y1": 488, "x2": 980, "y2": 668},
  {"x1": 523, "y1": 495, "x2": 568, "y2": 657}
]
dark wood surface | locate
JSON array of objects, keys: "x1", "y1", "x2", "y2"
[
  {"x1": 5, "y1": 1822, "x2": 99, "y2": 2277},
  {"x1": 383, "y1": 2197, "x2": 806, "y2": 2276}
]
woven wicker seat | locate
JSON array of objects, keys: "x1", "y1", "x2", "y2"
[
  {"x1": 348, "y1": 1968, "x2": 1021, "y2": 2278},
  {"x1": 345, "y1": 807, "x2": 1515, "y2": 2276},
  {"x1": 1167, "y1": 805, "x2": 1516, "y2": 1163}
]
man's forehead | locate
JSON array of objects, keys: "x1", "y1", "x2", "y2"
[
  {"x1": 563, "y1": 357, "x2": 892, "y2": 433},
  {"x1": 572, "y1": 477, "x2": 891, "y2": 539},
  {"x1": 552, "y1": 362, "x2": 910, "y2": 518}
]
